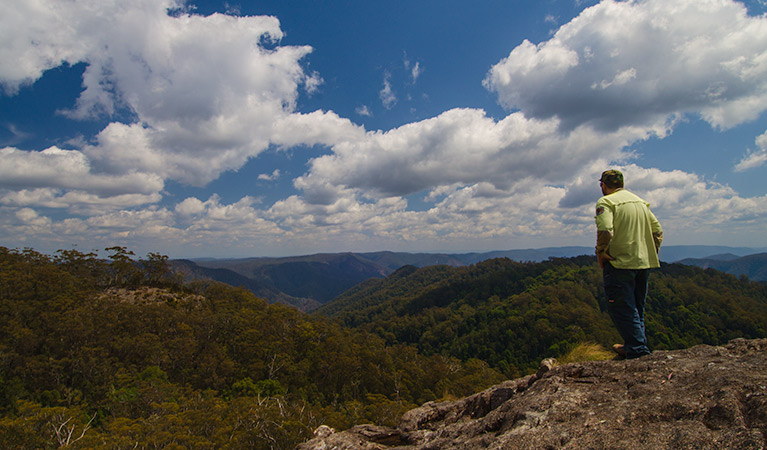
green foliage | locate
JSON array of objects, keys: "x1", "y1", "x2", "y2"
[
  {"x1": 322, "y1": 256, "x2": 767, "y2": 376},
  {"x1": 647, "y1": 263, "x2": 767, "y2": 349},
  {"x1": 0, "y1": 246, "x2": 504, "y2": 449},
  {"x1": 3, "y1": 246, "x2": 764, "y2": 449}
]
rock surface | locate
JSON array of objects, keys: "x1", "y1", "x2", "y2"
[{"x1": 297, "y1": 339, "x2": 767, "y2": 450}]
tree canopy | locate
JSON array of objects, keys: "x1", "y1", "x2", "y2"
[
  {"x1": 2, "y1": 247, "x2": 765, "y2": 449},
  {"x1": 0, "y1": 247, "x2": 503, "y2": 449},
  {"x1": 321, "y1": 256, "x2": 767, "y2": 376}
]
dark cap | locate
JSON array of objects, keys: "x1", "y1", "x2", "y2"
[{"x1": 599, "y1": 169, "x2": 624, "y2": 188}]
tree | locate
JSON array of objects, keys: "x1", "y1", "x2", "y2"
[
  {"x1": 104, "y1": 246, "x2": 140, "y2": 287},
  {"x1": 139, "y1": 252, "x2": 181, "y2": 287},
  {"x1": 53, "y1": 249, "x2": 103, "y2": 289}
]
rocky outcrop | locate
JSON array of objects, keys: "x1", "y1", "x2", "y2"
[{"x1": 297, "y1": 339, "x2": 767, "y2": 449}]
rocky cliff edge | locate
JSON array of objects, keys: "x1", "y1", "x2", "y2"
[{"x1": 297, "y1": 339, "x2": 767, "y2": 450}]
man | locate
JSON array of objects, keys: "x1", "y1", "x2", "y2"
[{"x1": 595, "y1": 170, "x2": 663, "y2": 359}]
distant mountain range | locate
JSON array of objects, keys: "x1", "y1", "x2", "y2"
[
  {"x1": 170, "y1": 259, "x2": 324, "y2": 311},
  {"x1": 677, "y1": 253, "x2": 767, "y2": 282},
  {"x1": 171, "y1": 252, "x2": 390, "y2": 310},
  {"x1": 170, "y1": 245, "x2": 767, "y2": 310}
]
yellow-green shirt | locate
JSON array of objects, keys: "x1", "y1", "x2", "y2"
[{"x1": 595, "y1": 189, "x2": 662, "y2": 269}]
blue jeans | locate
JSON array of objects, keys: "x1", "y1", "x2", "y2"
[{"x1": 602, "y1": 262, "x2": 651, "y2": 359}]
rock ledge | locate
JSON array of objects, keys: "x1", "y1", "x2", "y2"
[{"x1": 297, "y1": 339, "x2": 767, "y2": 450}]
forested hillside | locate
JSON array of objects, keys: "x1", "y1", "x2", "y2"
[
  {"x1": 3, "y1": 247, "x2": 766, "y2": 449},
  {"x1": 0, "y1": 247, "x2": 503, "y2": 449},
  {"x1": 320, "y1": 256, "x2": 767, "y2": 377}
]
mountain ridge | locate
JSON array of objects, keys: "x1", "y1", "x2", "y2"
[
  {"x1": 678, "y1": 252, "x2": 767, "y2": 282},
  {"x1": 174, "y1": 245, "x2": 767, "y2": 310}
]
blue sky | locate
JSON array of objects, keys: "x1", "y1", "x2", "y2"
[{"x1": 2, "y1": 0, "x2": 767, "y2": 258}]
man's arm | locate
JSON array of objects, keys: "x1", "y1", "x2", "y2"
[
  {"x1": 649, "y1": 209, "x2": 663, "y2": 253},
  {"x1": 652, "y1": 230, "x2": 663, "y2": 253},
  {"x1": 594, "y1": 200, "x2": 614, "y2": 268},
  {"x1": 596, "y1": 230, "x2": 614, "y2": 268}
]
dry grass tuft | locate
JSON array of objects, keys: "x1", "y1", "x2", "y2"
[{"x1": 557, "y1": 342, "x2": 615, "y2": 365}]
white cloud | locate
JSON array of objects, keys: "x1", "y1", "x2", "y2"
[
  {"x1": 15, "y1": 208, "x2": 51, "y2": 227},
  {"x1": 0, "y1": 0, "x2": 91, "y2": 94},
  {"x1": 2, "y1": 0, "x2": 767, "y2": 256},
  {"x1": 270, "y1": 110, "x2": 364, "y2": 149},
  {"x1": 169, "y1": 195, "x2": 285, "y2": 249},
  {"x1": 484, "y1": 0, "x2": 767, "y2": 132},
  {"x1": 173, "y1": 195, "x2": 276, "y2": 231},
  {"x1": 0, "y1": 0, "x2": 328, "y2": 179},
  {"x1": 0, "y1": 146, "x2": 164, "y2": 197},
  {"x1": 175, "y1": 197, "x2": 207, "y2": 218},
  {"x1": 303, "y1": 71, "x2": 324, "y2": 94},
  {"x1": 356, "y1": 105, "x2": 372, "y2": 117},
  {"x1": 0, "y1": 0, "x2": 351, "y2": 215},
  {"x1": 294, "y1": 108, "x2": 647, "y2": 202},
  {"x1": 0, "y1": 188, "x2": 162, "y2": 215},
  {"x1": 4, "y1": 157, "x2": 767, "y2": 256},
  {"x1": 403, "y1": 53, "x2": 422, "y2": 84},
  {"x1": 618, "y1": 165, "x2": 767, "y2": 241},
  {"x1": 258, "y1": 169, "x2": 281, "y2": 181},
  {"x1": 84, "y1": 208, "x2": 175, "y2": 233},
  {"x1": 411, "y1": 61, "x2": 423, "y2": 83},
  {"x1": 379, "y1": 72, "x2": 397, "y2": 109},
  {"x1": 272, "y1": 162, "x2": 767, "y2": 254},
  {"x1": 735, "y1": 130, "x2": 767, "y2": 171}
]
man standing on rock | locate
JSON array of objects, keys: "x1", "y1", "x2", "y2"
[{"x1": 595, "y1": 169, "x2": 663, "y2": 359}]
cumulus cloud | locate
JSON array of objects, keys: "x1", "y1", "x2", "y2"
[
  {"x1": 270, "y1": 110, "x2": 364, "y2": 150},
  {"x1": 171, "y1": 195, "x2": 284, "y2": 245},
  {"x1": 0, "y1": 146, "x2": 164, "y2": 197},
  {"x1": 271, "y1": 161, "x2": 767, "y2": 254},
  {"x1": 735, "y1": 130, "x2": 767, "y2": 171},
  {"x1": 2, "y1": 0, "x2": 766, "y2": 256},
  {"x1": 613, "y1": 165, "x2": 767, "y2": 240},
  {"x1": 279, "y1": 0, "x2": 767, "y2": 251},
  {"x1": 303, "y1": 71, "x2": 324, "y2": 94},
  {"x1": 0, "y1": 188, "x2": 162, "y2": 216},
  {"x1": 0, "y1": 1, "x2": 88, "y2": 94},
  {"x1": 175, "y1": 197, "x2": 207, "y2": 218},
  {"x1": 0, "y1": 0, "x2": 339, "y2": 201},
  {"x1": 484, "y1": 0, "x2": 767, "y2": 132},
  {"x1": 14, "y1": 208, "x2": 51, "y2": 228},
  {"x1": 294, "y1": 108, "x2": 647, "y2": 202}
]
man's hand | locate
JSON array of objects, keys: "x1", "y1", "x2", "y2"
[
  {"x1": 653, "y1": 230, "x2": 663, "y2": 254},
  {"x1": 597, "y1": 251, "x2": 614, "y2": 269},
  {"x1": 596, "y1": 229, "x2": 614, "y2": 269}
]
